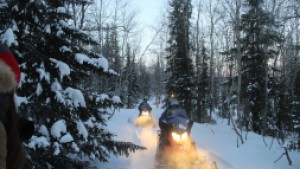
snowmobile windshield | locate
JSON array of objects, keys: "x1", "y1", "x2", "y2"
[
  {"x1": 168, "y1": 98, "x2": 179, "y2": 106},
  {"x1": 165, "y1": 111, "x2": 190, "y2": 133},
  {"x1": 166, "y1": 108, "x2": 187, "y2": 117},
  {"x1": 140, "y1": 107, "x2": 151, "y2": 111}
]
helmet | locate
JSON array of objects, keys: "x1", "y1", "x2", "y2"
[
  {"x1": 169, "y1": 99, "x2": 179, "y2": 106},
  {"x1": 167, "y1": 98, "x2": 180, "y2": 109}
]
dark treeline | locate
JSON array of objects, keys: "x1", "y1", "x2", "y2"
[
  {"x1": 158, "y1": 0, "x2": 299, "y2": 151},
  {"x1": 167, "y1": 0, "x2": 300, "y2": 151},
  {"x1": 162, "y1": 0, "x2": 300, "y2": 152},
  {"x1": 212, "y1": 0, "x2": 299, "y2": 150}
]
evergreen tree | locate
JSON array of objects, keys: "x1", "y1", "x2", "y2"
[
  {"x1": 123, "y1": 43, "x2": 131, "y2": 107},
  {"x1": 103, "y1": 25, "x2": 112, "y2": 62},
  {"x1": 165, "y1": 0, "x2": 194, "y2": 116},
  {"x1": 128, "y1": 52, "x2": 140, "y2": 107},
  {"x1": 153, "y1": 55, "x2": 164, "y2": 97},
  {"x1": 102, "y1": 25, "x2": 122, "y2": 94},
  {"x1": 293, "y1": 72, "x2": 300, "y2": 148},
  {"x1": 109, "y1": 26, "x2": 122, "y2": 93},
  {"x1": 138, "y1": 62, "x2": 151, "y2": 97},
  {"x1": 0, "y1": 0, "x2": 143, "y2": 168},
  {"x1": 195, "y1": 44, "x2": 209, "y2": 121},
  {"x1": 240, "y1": 0, "x2": 282, "y2": 134},
  {"x1": 123, "y1": 43, "x2": 140, "y2": 108},
  {"x1": 110, "y1": 27, "x2": 121, "y2": 73}
]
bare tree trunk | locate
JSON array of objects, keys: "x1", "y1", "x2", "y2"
[
  {"x1": 195, "y1": 2, "x2": 202, "y2": 121},
  {"x1": 235, "y1": 0, "x2": 243, "y2": 129},
  {"x1": 208, "y1": 0, "x2": 215, "y2": 120}
]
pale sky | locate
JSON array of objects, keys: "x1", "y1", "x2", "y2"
[
  {"x1": 131, "y1": 0, "x2": 165, "y2": 26},
  {"x1": 130, "y1": 0, "x2": 168, "y2": 63}
]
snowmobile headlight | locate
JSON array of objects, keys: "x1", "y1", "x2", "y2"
[
  {"x1": 181, "y1": 132, "x2": 188, "y2": 140},
  {"x1": 171, "y1": 132, "x2": 188, "y2": 142},
  {"x1": 172, "y1": 132, "x2": 181, "y2": 142},
  {"x1": 141, "y1": 111, "x2": 149, "y2": 116}
]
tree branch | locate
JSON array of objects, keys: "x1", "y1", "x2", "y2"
[
  {"x1": 274, "y1": 147, "x2": 292, "y2": 166},
  {"x1": 231, "y1": 116, "x2": 244, "y2": 147}
]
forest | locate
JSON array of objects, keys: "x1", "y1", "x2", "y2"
[{"x1": 0, "y1": 0, "x2": 299, "y2": 168}]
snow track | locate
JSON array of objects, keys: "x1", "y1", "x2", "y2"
[{"x1": 101, "y1": 102, "x2": 300, "y2": 169}]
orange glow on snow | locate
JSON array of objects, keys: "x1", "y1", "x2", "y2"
[{"x1": 134, "y1": 114, "x2": 156, "y2": 128}]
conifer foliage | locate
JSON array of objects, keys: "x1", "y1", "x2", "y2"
[
  {"x1": 195, "y1": 45, "x2": 209, "y2": 120},
  {"x1": 165, "y1": 0, "x2": 194, "y2": 116},
  {"x1": 0, "y1": 0, "x2": 143, "y2": 168},
  {"x1": 240, "y1": 0, "x2": 283, "y2": 134}
]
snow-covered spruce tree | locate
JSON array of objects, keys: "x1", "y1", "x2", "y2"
[
  {"x1": 0, "y1": 0, "x2": 143, "y2": 168},
  {"x1": 165, "y1": 0, "x2": 194, "y2": 116},
  {"x1": 240, "y1": 0, "x2": 282, "y2": 134}
]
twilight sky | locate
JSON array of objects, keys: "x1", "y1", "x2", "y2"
[
  {"x1": 130, "y1": 0, "x2": 168, "y2": 62},
  {"x1": 131, "y1": 0, "x2": 165, "y2": 26}
]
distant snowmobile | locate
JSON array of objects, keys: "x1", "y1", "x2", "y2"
[
  {"x1": 155, "y1": 108, "x2": 217, "y2": 169},
  {"x1": 135, "y1": 108, "x2": 156, "y2": 128}
]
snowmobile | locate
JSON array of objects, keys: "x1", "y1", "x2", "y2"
[
  {"x1": 155, "y1": 108, "x2": 214, "y2": 169},
  {"x1": 135, "y1": 108, "x2": 156, "y2": 128}
]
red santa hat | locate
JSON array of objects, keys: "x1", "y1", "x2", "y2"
[{"x1": 0, "y1": 44, "x2": 21, "y2": 93}]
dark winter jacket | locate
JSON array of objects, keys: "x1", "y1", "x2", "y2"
[
  {"x1": 138, "y1": 101, "x2": 152, "y2": 112},
  {"x1": 0, "y1": 121, "x2": 6, "y2": 169}
]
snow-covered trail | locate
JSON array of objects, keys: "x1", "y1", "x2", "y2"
[
  {"x1": 101, "y1": 102, "x2": 234, "y2": 169},
  {"x1": 100, "y1": 101, "x2": 300, "y2": 169},
  {"x1": 100, "y1": 104, "x2": 161, "y2": 169}
]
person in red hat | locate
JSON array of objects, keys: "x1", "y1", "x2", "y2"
[{"x1": 0, "y1": 44, "x2": 33, "y2": 169}]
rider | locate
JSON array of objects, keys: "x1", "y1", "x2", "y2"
[
  {"x1": 159, "y1": 98, "x2": 180, "y2": 134},
  {"x1": 159, "y1": 98, "x2": 192, "y2": 136},
  {"x1": 138, "y1": 97, "x2": 152, "y2": 116}
]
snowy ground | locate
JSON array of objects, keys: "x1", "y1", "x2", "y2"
[{"x1": 99, "y1": 101, "x2": 300, "y2": 169}]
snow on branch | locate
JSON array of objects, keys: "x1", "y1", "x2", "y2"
[
  {"x1": 51, "y1": 80, "x2": 65, "y2": 104},
  {"x1": 38, "y1": 125, "x2": 49, "y2": 137},
  {"x1": 56, "y1": 7, "x2": 66, "y2": 14},
  {"x1": 59, "y1": 133, "x2": 74, "y2": 143},
  {"x1": 47, "y1": 120, "x2": 75, "y2": 152},
  {"x1": 75, "y1": 53, "x2": 90, "y2": 64},
  {"x1": 112, "y1": 96, "x2": 122, "y2": 104},
  {"x1": 51, "y1": 119, "x2": 67, "y2": 139},
  {"x1": 76, "y1": 120, "x2": 89, "y2": 142},
  {"x1": 1, "y1": 28, "x2": 18, "y2": 46},
  {"x1": 64, "y1": 87, "x2": 86, "y2": 108},
  {"x1": 75, "y1": 53, "x2": 109, "y2": 72},
  {"x1": 96, "y1": 94, "x2": 109, "y2": 103},
  {"x1": 51, "y1": 80, "x2": 87, "y2": 108},
  {"x1": 50, "y1": 58, "x2": 71, "y2": 82},
  {"x1": 36, "y1": 63, "x2": 50, "y2": 83},
  {"x1": 27, "y1": 136, "x2": 50, "y2": 149}
]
